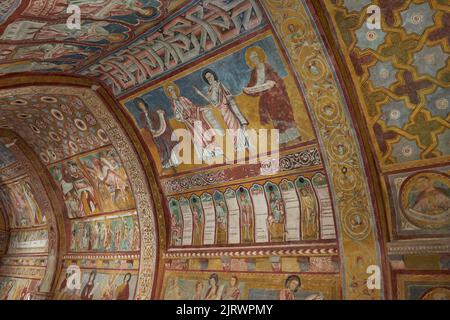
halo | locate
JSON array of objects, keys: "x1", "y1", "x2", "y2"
[
  {"x1": 245, "y1": 46, "x2": 266, "y2": 68},
  {"x1": 163, "y1": 82, "x2": 180, "y2": 98}
]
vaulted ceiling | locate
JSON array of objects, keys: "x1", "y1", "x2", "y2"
[{"x1": 0, "y1": 0, "x2": 185, "y2": 75}]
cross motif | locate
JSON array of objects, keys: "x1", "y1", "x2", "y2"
[
  {"x1": 394, "y1": 71, "x2": 432, "y2": 104},
  {"x1": 378, "y1": 0, "x2": 405, "y2": 27},
  {"x1": 429, "y1": 12, "x2": 450, "y2": 45},
  {"x1": 405, "y1": 112, "x2": 441, "y2": 148},
  {"x1": 350, "y1": 50, "x2": 374, "y2": 76},
  {"x1": 380, "y1": 33, "x2": 418, "y2": 64},
  {"x1": 373, "y1": 122, "x2": 398, "y2": 155}
]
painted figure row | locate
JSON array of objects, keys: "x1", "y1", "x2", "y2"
[
  {"x1": 56, "y1": 268, "x2": 137, "y2": 300},
  {"x1": 164, "y1": 273, "x2": 323, "y2": 300},
  {"x1": 0, "y1": 277, "x2": 39, "y2": 300},
  {"x1": 8, "y1": 229, "x2": 48, "y2": 253},
  {"x1": 168, "y1": 173, "x2": 336, "y2": 247},
  {"x1": 69, "y1": 214, "x2": 139, "y2": 252}
]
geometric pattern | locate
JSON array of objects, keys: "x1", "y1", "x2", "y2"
[
  {"x1": 328, "y1": 0, "x2": 450, "y2": 168},
  {"x1": 400, "y1": 2, "x2": 435, "y2": 35},
  {"x1": 413, "y1": 44, "x2": 449, "y2": 77}
]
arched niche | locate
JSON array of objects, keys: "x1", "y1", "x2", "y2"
[{"x1": 0, "y1": 76, "x2": 165, "y2": 300}]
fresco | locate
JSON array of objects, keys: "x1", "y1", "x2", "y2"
[
  {"x1": 400, "y1": 172, "x2": 450, "y2": 230},
  {"x1": 0, "y1": 0, "x2": 182, "y2": 75},
  {"x1": 387, "y1": 166, "x2": 450, "y2": 238},
  {"x1": 0, "y1": 209, "x2": 5, "y2": 230},
  {"x1": 23, "y1": 0, "x2": 164, "y2": 25},
  {"x1": 84, "y1": 0, "x2": 267, "y2": 95},
  {"x1": 0, "y1": 256, "x2": 47, "y2": 268},
  {"x1": 0, "y1": 277, "x2": 40, "y2": 300},
  {"x1": 55, "y1": 267, "x2": 138, "y2": 300},
  {"x1": 162, "y1": 271, "x2": 339, "y2": 300},
  {"x1": 7, "y1": 228, "x2": 48, "y2": 254},
  {"x1": 313, "y1": 0, "x2": 450, "y2": 300},
  {"x1": 0, "y1": 179, "x2": 46, "y2": 228},
  {"x1": 160, "y1": 145, "x2": 322, "y2": 195},
  {"x1": 0, "y1": 1, "x2": 264, "y2": 92},
  {"x1": 124, "y1": 32, "x2": 315, "y2": 173},
  {"x1": 0, "y1": 141, "x2": 16, "y2": 169},
  {"x1": 1, "y1": 20, "x2": 131, "y2": 44},
  {"x1": 0, "y1": 0, "x2": 447, "y2": 301},
  {"x1": 0, "y1": 43, "x2": 101, "y2": 74},
  {"x1": 0, "y1": 0, "x2": 20, "y2": 24},
  {"x1": 50, "y1": 147, "x2": 135, "y2": 219},
  {"x1": 0, "y1": 135, "x2": 61, "y2": 298},
  {"x1": 168, "y1": 173, "x2": 336, "y2": 247},
  {"x1": 0, "y1": 260, "x2": 47, "y2": 280},
  {"x1": 69, "y1": 212, "x2": 139, "y2": 252},
  {"x1": 79, "y1": 148, "x2": 134, "y2": 212},
  {"x1": 0, "y1": 94, "x2": 110, "y2": 164},
  {"x1": 323, "y1": 0, "x2": 450, "y2": 243},
  {"x1": 0, "y1": 231, "x2": 7, "y2": 255},
  {"x1": 151, "y1": 0, "x2": 388, "y2": 299},
  {"x1": 324, "y1": 0, "x2": 450, "y2": 167},
  {"x1": 164, "y1": 255, "x2": 339, "y2": 274},
  {"x1": 420, "y1": 287, "x2": 450, "y2": 300},
  {"x1": 0, "y1": 85, "x2": 157, "y2": 300}
]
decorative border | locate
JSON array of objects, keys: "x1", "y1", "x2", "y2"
[
  {"x1": 388, "y1": 239, "x2": 450, "y2": 255},
  {"x1": 385, "y1": 166, "x2": 450, "y2": 239},
  {"x1": 63, "y1": 254, "x2": 140, "y2": 260},
  {"x1": 163, "y1": 246, "x2": 338, "y2": 259},
  {"x1": 261, "y1": 0, "x2": 383, "y2": 299},
  {"x1": 161, "y1": 146, "x2": 322, "y2": 195},
  {"x1": 0, "y1": 265, "x2": 45, "y2": 279}
]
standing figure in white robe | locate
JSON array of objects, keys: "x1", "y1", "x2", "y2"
[
  {"x1": 165, "y1": 82, "x2": 223, "y2": 161},
  {"x1": 194, "y1": 69, "x2": 251, "y2": 151}
]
